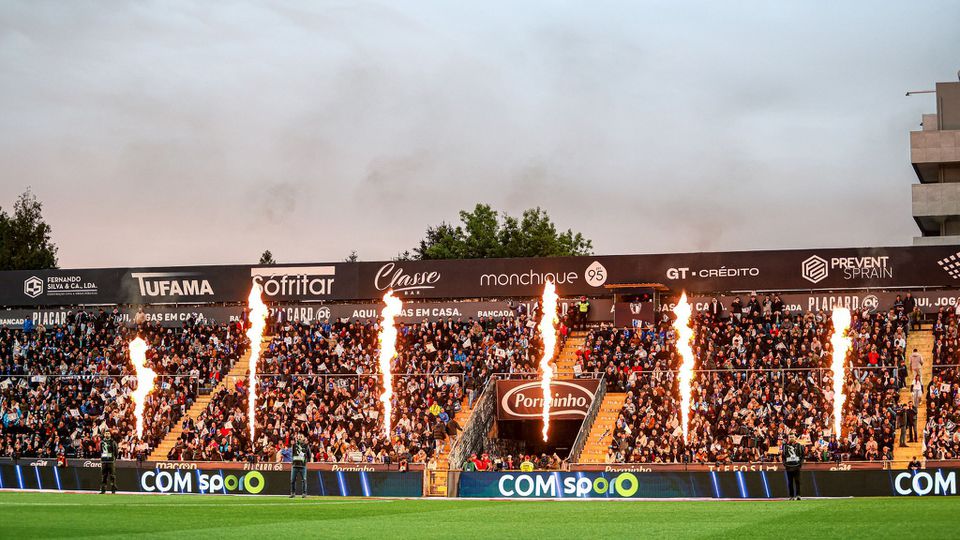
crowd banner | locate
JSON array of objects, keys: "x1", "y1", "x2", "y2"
[
  {"x1": 0, "y1": 462, "x2": 422, "y2": 497},
  {"x1": 458, "y1": 470, "x2": 960, "y2": 498},
  {"x1": 1, "y1": 245, "x2": 959, "y2": 306},
  {"x1": 496, "y1": 379, "x2": 601, "y2": 421}
]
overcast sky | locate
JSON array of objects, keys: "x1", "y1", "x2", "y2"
[{"x1": 1, "y1": 1, "x2": 958, "y2": 268}]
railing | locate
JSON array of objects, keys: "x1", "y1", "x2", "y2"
[
  {"x1": 567, "y1": 374, "x2": 606, "y2": 463},
  {"x1": 448, "y1": 377, "x2": 497, "y2": 469}
]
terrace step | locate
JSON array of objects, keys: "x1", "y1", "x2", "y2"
[
  {"x1": 578, "y1": 393, "x2": 627, "y2": 463},
  {"x1": 892, "y1": 330, "x2": 933, "y2": 469}
]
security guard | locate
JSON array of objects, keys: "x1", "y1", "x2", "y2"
[
  {"x1": 782, "y1": 433, "x2": 805, "y2": 500},
  {"x1": 290, "y1": 434, "x2": 312, "y2": 498},
  {"x1": 99, "y1": 431, "x2": 118, "y2": 494}
]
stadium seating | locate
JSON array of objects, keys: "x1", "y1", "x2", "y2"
[
  {"x1": 166, "y1": 315, "x2": 541, "y2": 462},
  {"x1": 577, "y1": 299, "x2": 913, "y2": 464},
  {"x1": 0, "y1": 310, "x2": 247, "y2": 459}
]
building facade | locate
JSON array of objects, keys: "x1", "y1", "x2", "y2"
[{"x1": 912, "y1": 80, "x2": 960, "y2": 245}]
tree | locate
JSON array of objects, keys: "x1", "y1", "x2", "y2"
[
  {"x1": 0, "y1": 189, "x2": 59, "y2": 271},
  {"x1": 345, "y1": 250, "x2": 359, "y2": 262},
  {"x1": 413, "y1": 204, "x2": 592, "y2": 260},
  {"x1": 258, "y1": 250, "x2": 276, "y2": 265}
]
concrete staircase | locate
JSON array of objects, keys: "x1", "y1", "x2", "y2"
[
  {"x1": 557, "y1": 331, "x2": 588, "y2": 376},
  {"x1": 426, "y1": 399, "x2": 475, "y2": 495},
  {"x1": 578, "y1": 393, "x2": 626, "y2": 463},
  {"x1": 892, "y1": 329, "x2": 935, "y2": 468},
  {"x1": 147, "y1": 339, "x2": 267, "y2": 461}
]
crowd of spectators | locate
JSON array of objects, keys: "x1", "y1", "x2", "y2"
[
  {"x1": 582, "y1": 295, "x2": 914, "y2": 464},
  {"x1": 0, "y1": 309, "x2": 246, "y2": 460},
  {"x1": 925, "y1": 305, "x2": 960, "y2": 459},
  {"x1": 167, "y1": 311, "x2": 545, "y2": 463}
]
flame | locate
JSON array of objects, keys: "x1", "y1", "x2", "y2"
[
  {"x1": 538, "y1": 280, "x2": 560, "y2": 442},
  {"x1": 378, "y1": 291, "x2": 403, "y2": 438},
  {"x1": 672, "y1": 292, "x2": 695, "y2": 443},
  {"x1": 246, "y1": 283, "x2": 268, "y2": 444},
  {"x1": 128, "y1": 337, "x2": 156, "y2": 440},
  {"x1": 830, "y1": 307, "x2": 852, "y2": 439}
]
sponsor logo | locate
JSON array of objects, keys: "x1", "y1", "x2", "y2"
[
  {"x1": 373, "y1": 262, "x2": 440, "y2": 296},
  {"x1": 938, "y1": 252, "x2": 960, "y2": 279},
  {"x1": 132, "y1": 272, "x2": 214, "y2": 297},
  {"x1": 242, "y1": 462, "x2": 283, "y2": 471},
  {"x1": 707, "y1": 464, "x2": 778, "y2": 472},
  {"x1": 829, "y1": 463, "x2": 852, "y2": 471},
  {"x1": 28, "y1": 460, "x2": 49, "y2": 467},
  {"x1": 23, "y1": 277, "x2": 43, "y2": 298},
  {"x1": 894, "y1": 471, "x2": 956, "y2": 496},
  {"x1": 331, "y1": 464, "x2": 376, "y2": 472},
  {"x1": 81, "y1": 460, "x2": 102, "y2": 468},
  {"x1": 23, "y1": 275, "x2": 98, "y2": 298},
  {"x1": 251, "y1": 266, "x2": 336, "y2": 298},
  {"x1": 497, "y1": 473, "x2": 639, "y2": 498},
  {"x1": 602, "y1": 465, "x2": 652, "y2": 473},
  {"x1": 584, "y1": 261, "x2": 607, "y2": 287},
  {"x1": 140, "y1": 470, "x2": 265, "y2": 494},
  {"x1": 154, "y1": 462, "x2": 198, "y2": 470},
  {"x1": 665, "y1": 267, "x2": 760, "y2": 280},
  {"x1": 480, "y1": 270, "x2": 580, "y2": 288},
  {"x1": 499, "y1": 381, "x2": 596, "y2": 419},
  {"x1": 807, "y1": 295, "x2": 880, "y2": 313},
  {"x1": 802, "y1": 254, "x2": 893, "y2": 284},
  {"x1": 801, "y1": 256, "x2": 829, "y2": 284}
]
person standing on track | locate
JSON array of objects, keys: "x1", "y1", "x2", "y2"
[
  {"x1": 290, "y1": 433, "x2": 312, "y2": 498},
  {"x1": 99, "y1": 430, "x2": 118, "y2": 494},
  {"x1": 782, "y1": 432, "x2": 805, "y2": 501}
]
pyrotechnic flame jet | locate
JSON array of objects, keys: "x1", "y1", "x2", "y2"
[
  {"x1": 538, "y1": 280, "x2": 560, "y2": 442},
  {"x1": 128, "y1": 337, "x2": 156, "y2": 440},
  {"x1": 378, "y1": 291, "x2": 403, "y2": 438},
  {"x1": 672, "y1": 292, "x2": 695, "y2": 443},
  {"x1": 830, "y1": 307, "x2": 852, "y2": 439},
  {"x1": 246, "y1": 284, "x2": 268, "y2": 443}
]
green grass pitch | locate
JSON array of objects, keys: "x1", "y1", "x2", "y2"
[{"x1": 0, "y1": 492, "x2": 956, "y2": 539}]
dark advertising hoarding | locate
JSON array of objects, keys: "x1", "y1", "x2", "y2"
[
  {"x1": 0, "y1": 299, "x2": 613, "y2": 329},
  {"x1": 496, "y1": 379, "x2": 601, "y2": 421},
  {"x1": 2, "y1": 245, "x2": 959, "y2": 307},
  {"x1": 0, "y1": 463, "x2": 421, "y2": 497},
  {"x1": 458, "y1": 469, "x2": 960, "y2": 498}
]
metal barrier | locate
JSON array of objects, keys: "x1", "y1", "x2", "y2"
[
  {"x1": 448, "y1": 378, "x2": 498, "y2": 469},
  {"x1": 566, "y1": 374, "x2": 606, "y2": 463}
]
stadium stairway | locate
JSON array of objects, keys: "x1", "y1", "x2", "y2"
[
  {"x1": 892, "y1": 329, "x2": 935, "y2": 468},
  {"x1": 426, "y1": 399, "x2": 475, "y2": 496},
  {"x1": 557, "y1": 331, "x2": 588, "y2": 375},
  {"x1": 578, "y1": 393, "x2": 626, "y2": 463},
  {"x1": 147, "y1": 338, "x2": 271, "y2": 461}
]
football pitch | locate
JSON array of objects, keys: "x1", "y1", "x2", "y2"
[{"x1": 0, "y1": 492, "x2": 955, "y2": 539}]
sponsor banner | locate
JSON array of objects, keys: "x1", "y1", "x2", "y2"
[
  {"x1": 0, "y1": 463, "x2": 422, "y2": 497},
  {"x1": 570, "y1": 462, "x2": 886, "y2": 473},
  {"x1": 2, "y1": 245, "x2": 960, "y2": 307},
  {"x1": 458, "y1": 470, "x2": 960, "y2": 498},
  {"x1": 613, "y1": 302, "x2": 655, "y2": 327},
  {"x1": 269, "y1": 298, "x2": 614, "y2": 325},
  {"x1": 250, "y1": 263, "x2": 358, "y2": 302},
  {"x1": 357, "y1": 246, "x2": 960, "y2": 300},
  {"x1": 496, "y1": 379, "x2": 601, "y2": 421},
  {"x1": 0, "y1": 306, "x2": 243, "y2": 329},
  {"x1": 660, "y1": 290, "x2": 960, "y2": 317}
]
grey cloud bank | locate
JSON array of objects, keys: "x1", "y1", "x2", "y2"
[{"x1": 1, "y1": 1, "x2": 958, "y2": 267}]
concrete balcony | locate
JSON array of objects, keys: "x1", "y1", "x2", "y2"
[{"x1": 911, "y1": 130, "x2": 960, "y2": 183}]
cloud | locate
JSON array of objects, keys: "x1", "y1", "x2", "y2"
[{"x1": 0, "y1": 1, "x2": 958, "y2": 267}]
